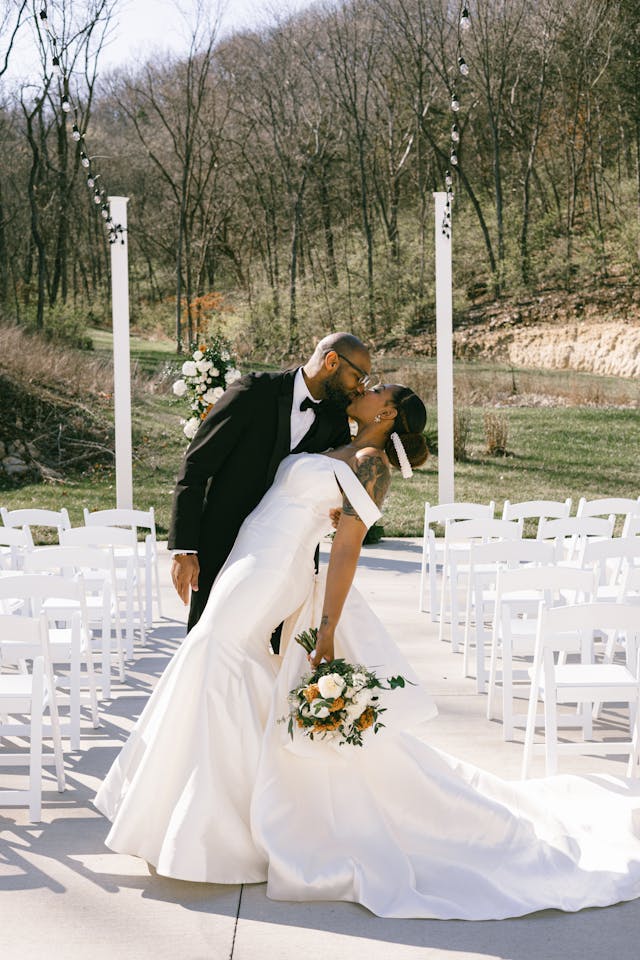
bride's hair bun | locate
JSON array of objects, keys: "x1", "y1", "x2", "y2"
[{"x1": 384, "y1": 386, "x2": 429, "y2": 470}]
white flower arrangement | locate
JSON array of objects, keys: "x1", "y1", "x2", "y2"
[
  {"x1": 172, "y1": 336, "x2": 241, "y2": 440},
  {"x1": 280, "y1": 628, "x2": 411, "y2": 747}
]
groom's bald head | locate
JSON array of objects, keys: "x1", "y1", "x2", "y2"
[
  {"x1": 303, "y1": 332, "x2": 372, "y2": 407},
  {"x1": 312, "y1": 332, "x2": 369, "y2": 362}
]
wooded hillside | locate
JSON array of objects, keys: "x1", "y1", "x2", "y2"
[{"x1": 1, "y1": 0, "x2": 639, "y2": 355}]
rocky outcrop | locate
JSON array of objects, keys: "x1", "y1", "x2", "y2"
[{"x1": 386, "y1": 283, "x2": 640, "y2": 379}]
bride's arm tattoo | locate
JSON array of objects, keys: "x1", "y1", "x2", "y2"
[{"x1": 342, "y1": 452, "x2": 391, "y2": 517}]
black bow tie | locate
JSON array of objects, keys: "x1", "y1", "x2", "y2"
[{"x1": 300, "y1": 396, "x2": 323, "y2": 413}]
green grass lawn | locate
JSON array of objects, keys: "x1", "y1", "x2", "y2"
[{"x1": 1, "y1": 332, "x2": 638, "y2": 541}]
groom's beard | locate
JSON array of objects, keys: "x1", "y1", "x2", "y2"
[{"x1": 323, "y1": 375, "x2": 357, "y2": 412}]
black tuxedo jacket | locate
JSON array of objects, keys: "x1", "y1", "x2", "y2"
[{"x1": 168, "y1": 368, "x2": 351, "y2": 628}]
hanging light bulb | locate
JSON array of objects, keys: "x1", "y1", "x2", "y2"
[
  {"x1": 87, "y1": 174, "x2": 96, "y2": 188},
  {"x1": 451, "y1": 123, "x2": 460, "y2": 142},
  {"x1": 61, "y1": 94, "x2": 71, "y2": 113},
  {"x1": 460, "y1": 6, "x2": 471, "y2": 30},
  {"x1": 80, "y1": 151, "x2": 90, "y2": 168},
  {"x1": 101, "y1": 204, "x2": 110, "y2": 219},
  {"x1": 71, "y1": 123, "x2": 81, "y2": 141},
  {"x1": 450, "y1": 149, "x2": 458, "y2": 166},
  {"x1": 451, "y1": 91, "x2": 460, "y2": 112},
  {"x1": 52, "y1": 56, "x2": 62, "y2": 77},
  {"x1": 94, "y1": 189, "x2": 102, "y2": 204},
  {"x1": 458, "y1": 56, "x2": 469, "y2": 77},
  {"x1": 445, "y1": 170, "x2": 453, "y2": 188}
]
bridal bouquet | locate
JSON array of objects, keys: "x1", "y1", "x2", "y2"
[
  {"x1": 282, "y1": 628, "x2": 410, "y2": 747},
  {"x1": 172, "y1": 335, "x2": 241, "y2": 439}
]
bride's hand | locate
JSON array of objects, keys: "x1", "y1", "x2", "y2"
[{"x1": 309, "y1": 624, "x2": 335, "y2": 668}]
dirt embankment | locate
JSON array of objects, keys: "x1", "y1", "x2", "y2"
[{"x1": 401, "y1": 283, "x2": 640, "y2": 379}]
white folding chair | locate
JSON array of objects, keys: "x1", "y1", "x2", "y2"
[
  {"x1": 522, "y1": 602, "x2": 640, "y2": 778},
  {"x1": 619, "y1": 564, "x2": 640, "y2": 604},
  {"x1": 0, "y1": 612, "x2": 66, "y2": 821},
  {"x1": 419, "y1": 502, "x2": 495, "y2": 620},
  {"x1": 502, "y1": 498, "x2": 572, "y2": 537},
  {"x1": 462, "y1": 538, "x2": 556, "y2": 692},
  {"x1": 577, "y1": 496, "x2": 640, "y2": 536},
  {"x1": 0, "y1": 526, "x2": 34, "y2": 570},
  {"x1": 0, "y1": 574, "x2": 99, "y2": 751},
  {"x1": 60, "y1": 526, "x2": 145, "y2": 658},
  {"x1": 439, "y1": 517, "x2": 522, "y2": 652},
  {"x1": 578, "y1": 536, "x2": 640, "y2": 601},
  {"x1": 537, "y1": 515, "x2": 614, "y2": 561},
  {"x1": 623, "y1": 516, "x2": 640, "y2": 539},
  {"x1": 1, "y1": 507, "x2": 71, "y2": 542},
  {"x1": 24, "y1": 546, "x2": 125, "y2": 699},
  {"x1": 487, "y1": 565, "x2": 595, "y2": 740},
  {"x1": 83, "y1": 507, "x2": 162, "y2": 626}
]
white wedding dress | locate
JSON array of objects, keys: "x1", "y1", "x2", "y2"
[{"x1": 95, "y1": 453, "x2": 640, "y2": 920}]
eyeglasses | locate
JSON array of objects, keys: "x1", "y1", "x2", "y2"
[{"x1": 334, "y1": 352, "x2": 381, "y2": 389}]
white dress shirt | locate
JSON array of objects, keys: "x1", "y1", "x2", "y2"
[{"x1": 290, "y1": 367, "x2": 319, "y2": 450}]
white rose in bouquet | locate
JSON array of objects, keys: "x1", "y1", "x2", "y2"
[
  {"x1": 192, "y1": 350, "x2": 203, "y2": 361},
  {"x1": 213, "y1": 386, "x2": 224, "y2": 400},
  {"x1": 225, "y1": 368, "x2": 242, "y2": 384},
  {"x1": 310, "y1": 700, "x2": 330, "y2": 719},
  {"x1": 351, "y1": 672, "x2": 368, "y2": 691},
  {"x1": 318, "y1": 673, "x2": 346, "y2": 699},
  {"x1": 182, "y1": 360, "x2": 198, "y2": 377},
  {"x1": 210, "y1": 366, "x2": 219, "y2": 377},
  {"x1": 352, "y1": 688, "x2": 374, "y2": 710},
  {"x1": 196, "y1": 359, "x2": 212, "y2": 373},
  {"x1": 172, "y1": 379, "x2": 187, "y2": 397},
  {"x1": 182, "y1": 417, "x2": 200, "y2": 440}
]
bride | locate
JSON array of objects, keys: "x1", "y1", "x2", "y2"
[{"x1": 95, "y1": 384, "x2": 640, "y2": 921}]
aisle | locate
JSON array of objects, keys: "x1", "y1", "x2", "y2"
[{"x1": 0, "y1": 540, "x2": 638, "y2": 960}]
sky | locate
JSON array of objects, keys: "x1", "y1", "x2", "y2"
[{"x1": 2, "y1": 0, "x2": 321, "y2": 85}]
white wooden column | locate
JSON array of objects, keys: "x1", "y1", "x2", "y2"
[
  {"x1": 433, "y1": 192, "x2": 455, "y2": 503},
  {"x1": 109, "y1": 196, "x2": 133, "y2": 510}
]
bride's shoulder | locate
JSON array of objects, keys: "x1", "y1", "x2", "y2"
[{"x1": 350, "y1": 447, "x2": 391, "y2": 508}]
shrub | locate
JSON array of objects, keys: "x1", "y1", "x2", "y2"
[
  {"x1": 453, "y1": 408, "x2": 471, "y2": 462},
  {"x1": 484, "y1": 410, "x2": 509, "y2": 456}
]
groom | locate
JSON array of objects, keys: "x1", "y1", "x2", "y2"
[{"x1": 168, "y1": 332, "x2": 373, "y2": 632}]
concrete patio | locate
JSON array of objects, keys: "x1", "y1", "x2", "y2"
[{"x1": 1, "y1": 539, "x2": 639, "y2": 960}]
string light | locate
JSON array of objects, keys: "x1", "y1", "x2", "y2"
[
  {"x1": 38, "y1": 3, "x2": 125, "y2": 246},
  {"x1": 442, "y1": 4, "x2": 471, "y2": 237}
]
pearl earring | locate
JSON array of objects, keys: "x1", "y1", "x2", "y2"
[{"x1": 374, "y1": 414, "x2": 382, "y2": 423}]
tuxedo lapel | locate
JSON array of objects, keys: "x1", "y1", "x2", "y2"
[{"x1": 266, "y1": 370, "x2": 296, "y2": 483}]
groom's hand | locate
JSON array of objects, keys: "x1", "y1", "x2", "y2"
[{"x1": 171, "y1": 554, "x2": 200, "y2": 605}]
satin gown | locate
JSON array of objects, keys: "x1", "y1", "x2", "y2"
[{"x1": 94, "y1": 453, "x2": 640, "y2": 920}]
